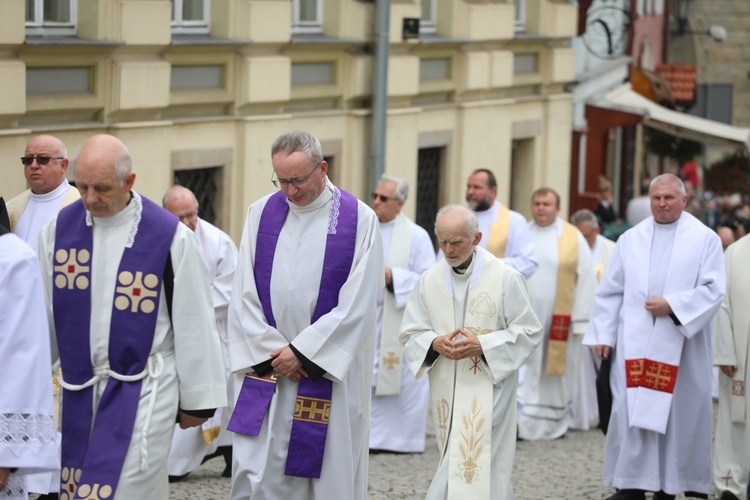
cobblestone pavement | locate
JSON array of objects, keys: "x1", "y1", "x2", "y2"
[{"x1": 167, "y1": 424, "x2": 719, "y2": 499}]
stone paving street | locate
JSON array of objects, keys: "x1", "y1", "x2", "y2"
[{"x1": 168, "y1": 422, "x2": 719, "y2": 499}]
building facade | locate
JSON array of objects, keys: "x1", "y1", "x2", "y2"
[{"x1": 1, "y1": 0, "x2": 578, "y2": 240}]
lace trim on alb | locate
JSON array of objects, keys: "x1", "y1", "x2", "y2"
[
  {"x1": 0, "y1": 412, "x2": 56, "y2": 457},
  {"x1": 327, "y1": 187, "x2": 341, "y2": 235}
]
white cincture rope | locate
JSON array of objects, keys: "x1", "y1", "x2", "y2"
[{"x1": 59, "y1": 348, "x2": 174, "y2": 472}]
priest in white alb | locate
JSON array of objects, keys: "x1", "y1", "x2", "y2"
[
  {"x1": 0, "y1": 228, "x2": 58, "y2": 499},
  {"x1": 227, "y1": 131, "x2": 384, "y2": 500},
  {"x1": 8, "y1": 135, "x2": 80, "y2": 246},
  {"x1": 517, "y1": 188, "x2": 596, "y2": 441},
  {"x1": 37, "y1": 134, "x2": 227, "y2": 500},
  {"x1": 163, "y1": 185, "x2": 238, "y2": 479},
  {"x1": 400, "y1": 204, "x2": 542, "y2": 499},
  {"x1": 463, "y1": 168, "x2": 538, "y2": 279},
  {"x1": 569, "y1": 208, "x2": 616, "y2": 431},
  {"x1": 713, "y1": 232, "x2": 750, "y2": 500},
  {"x1": 369, "y1": 174, "x2": 435, "y2": 454},
  {"x1": 584, "y1": 174, "x2": 725, "y2": 500}
]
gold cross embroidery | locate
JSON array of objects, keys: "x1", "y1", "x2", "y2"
[
  {"x1": 293, "y1": 396, "x2": 331, "y2": 424},
  {"x1": 626, "y1": 359, "x2": 645, "y2": 387},
  {"x1": 382, "y1": 351, "x2": 399, "y2": 370},
  {"x1": 644, "y1": 363, "x2": 674, "y2": 391},
  {"x1": 468, "y1": 356, "x2": 482, "y2": 374}
]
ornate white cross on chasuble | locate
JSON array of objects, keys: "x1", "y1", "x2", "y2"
[{"x1": 54, "y1": 248, "x2": 91, "y2": 290}]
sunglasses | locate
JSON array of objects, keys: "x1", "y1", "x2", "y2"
[
  {"x1": 371, "y1": 193, "x2": 397, "y2": 203},
  {"x1": 21, "y1": 156, "x2": 65, "y2": 166}
]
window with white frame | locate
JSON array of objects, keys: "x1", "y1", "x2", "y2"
[
  {"x1": 420, "y1": 0, "x2": 436, "y2": 34},
  {"x1": 172, "y1": 0, "x2": 210, "y2": 35},
  {"x1": 25, "y1": 0, "x2": 77, "y2": 36},
  {"x1": 514, "y1": 0, "x2": 526, "y2": 32},
  {"x1": 292, "y1": 0, "x2": 323, "y2": 34}
]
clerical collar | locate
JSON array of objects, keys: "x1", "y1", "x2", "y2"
[
  {"x1": 29, "y1": 178, "x2": 70, "y2": 202},
  {"x1": 452, "y1": 249, "x2": 476, "y2": 274},
  {"x1": 287, "y1": 177, "x2": 334, "y2": 214}
]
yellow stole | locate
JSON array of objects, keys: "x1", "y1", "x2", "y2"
[
  {"x1": 486, "y1": 204, "x2": 511, "y2": 258},
  {"x1": 544, "y1": 222, "x2": 579, "y2": 376}
]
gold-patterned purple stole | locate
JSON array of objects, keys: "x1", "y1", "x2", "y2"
[
  {"x1": 227, "y1": 188, "x2": 358, "y2": 478},
  {"x1": 53, "y1": 197, "x2": 177, "y2": 499}
]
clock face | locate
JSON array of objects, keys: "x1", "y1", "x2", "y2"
[{"x1": 583, "y1": 5, "x2": 632, "y2": 60}]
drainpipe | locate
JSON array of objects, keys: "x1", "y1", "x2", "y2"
[{"x1": 370, "y1": 0, "x2": 391, "y2": 196}]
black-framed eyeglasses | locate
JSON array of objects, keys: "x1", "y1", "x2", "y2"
[
  {"x1": 21, "y1": 156, "x2": 65, "y2": 166},
  {"x1": 372, "y1": 192, "x2": 397, "y2": 203},
  {"x1": 271, "y1": 161, "x2": 322, "y2": 189}
]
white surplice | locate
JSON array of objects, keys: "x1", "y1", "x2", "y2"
[
  {"x1": 168, "y1": 217, "x2": 238, "y2": 476},
  {"x1": 474, "y1": 201, "x2": 538, "y2": 279},
  {"x1": 400, "y1": 247, "x2": 543, "y2": 499},
  {"x1": 370, "y1": 214, "x2": 435, "y2": 453},
  {"x1": 37, "y1": 193, "x2": 227, "y2": 500},
  {"x1": 8, "y1": 180, "x2": 80, "y2": 247},
  {"x1": 583, "y1": 213, "x2": 725, "y2": 495},
  {"x1": 227, "y1": 180, "x2": 384, "y2": 500},
  {"x1": 713, "y1": 234, "x2": 750, "y2": 499},
  {"x1": 0, "y1": 233, "x2": 58, "y2": 500},
  {"x1": 570, "y1": 234, "x2": 616, "y2": 431},
  {"x1": 517, "y1": 218, "x2": 596, "y2": 440}
]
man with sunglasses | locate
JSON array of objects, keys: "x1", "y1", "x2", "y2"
[
  {"x1": 7, "y1": 135, "x2": 80, "y2": 247},
  {"x1": 227, "y1": 131, "x2": 384, "y2": 499},
  {"x1": 369, "y1": 174, "x2": 435, "y2": 455}
]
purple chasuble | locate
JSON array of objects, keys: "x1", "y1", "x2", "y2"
[
  {"x1": 52, "y1": 197, "x2": 178, "y2": 499},
  {"x1": 227, "y1": 187, "x2": 358, "y2": 479}
]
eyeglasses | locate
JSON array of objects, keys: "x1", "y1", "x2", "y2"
[
  {"x1": 21, "y1": 156, "x2": 65, "y2": 166},
  {"x1": 371, "y1": 193, "x2": 397, "y2": 203},
  {"x1": 177, "y1": 211, "x2": 197, "y2": 221},
  {"x1": 271, "y1": 161, "x2": 323, "y2": 188},
  {"x1": 271, "y1": 161, "x2": 322, "y2": 189}
]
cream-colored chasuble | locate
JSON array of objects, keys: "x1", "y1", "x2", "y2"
[
  {"x1": 375, "y1": 213, "x2": 412, "y2": 395},
  {"x1": 545, "y1": 222, "x2": 579, "y2": 376},
  {"x1": 486, "y1": 204, "x2": 511, "y2": 258},
  {"x1": 423, "y1": 253, "x2": 505, "y2": 498}
]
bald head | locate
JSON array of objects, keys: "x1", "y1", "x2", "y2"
[
  {"x1": 74, "y1": 134, "x2": 135, "y2": 218},
  {"x1": 163, "y1": 185, "x2": 200, "y2": 231},
  {"x1": 23, "y1": 134, "x2": 69, "y2": 194}
]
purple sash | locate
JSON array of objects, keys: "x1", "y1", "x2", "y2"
[
  {"x1": 53, "y1": 196, "x2": 177, "y2": 499},
  {"x1": 228, "y1": 187, "x2": 358, "y2": 478}
]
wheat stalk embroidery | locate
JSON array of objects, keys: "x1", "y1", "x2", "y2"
[{"x1": 457, "y1": 396, "x2": 486, "y2": 484}]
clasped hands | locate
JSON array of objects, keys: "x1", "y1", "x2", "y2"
[
  {"x1": 270, "y1": 346, "x2": 308, "y2": 382},
  {"x1": 432, "y1": 329, "x2": 483, "y2": 360}
]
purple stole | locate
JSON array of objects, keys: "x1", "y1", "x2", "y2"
[
  {"x1": 227, "y1": 188, "x2": 358, "y2": 478},
  {"x1": 53, "y1": 197, "x2": 178, "y2": 499}
]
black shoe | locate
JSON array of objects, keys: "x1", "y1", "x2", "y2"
[
  {"x1": 168, "y1": 474, "x2": 189, "y2": 483},
  {"x1": 220, "y1": 445, "x2": 232, "y2": 477},
  {"x1": 653, "y1": 491, "x2": 675, "y2": 500},
  {"x1": 719, "y1": 492, "x2": 740, "y2": 500},
  {"x1": 36, "y1": 495, "x2": 59, "y2": 500},
  {"x1": 606, "y1": 490, "x2": 646, "y2": 500}
]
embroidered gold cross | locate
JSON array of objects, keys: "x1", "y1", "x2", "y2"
[
  {"x1": 382, "y1": 351, "x2": 399, "y2": 370},
  {"x1": 469, "y1": 356, "x2": 482, "y2": 374},
  {"x1": 626, "y1": 359, "x2": 645, "y2": 387},
  {"x1": 643, "y1": 363, "x2": 674, "y2": 391},
  {"x1": 293, "y1": 396, "x2": 331, "y2": 424}
]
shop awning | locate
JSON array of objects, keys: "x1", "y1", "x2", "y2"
[{"x1": 593, "y1": 84, "x2": 750, "y2": 148}]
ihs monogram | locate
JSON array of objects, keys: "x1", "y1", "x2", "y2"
[
  {"x1": 54, "y1": 248, "x2": 91, "y2": 290},
  {"x1": 115, "y1": 270, "x2": 160, "y2": 313}
]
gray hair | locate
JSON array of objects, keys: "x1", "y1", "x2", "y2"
[
  {"x1": 434, "y1": 204, "x2": 479, "y2": 240},
  {"x1": 379, "y1": 174, "x2": 409, "y2": 201},
  {"x1": 650, "y1": 173, "x2": 685, "y2": 196},
  {"x1": 570, "y1": 209, "x2": 599, "y2": 229},
  {"x1": 114, "y1": 147, "x2": 132, "y2": 185},
  {"x1": 271, "y1": 131, "x2": 324, "y2": 166}
]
